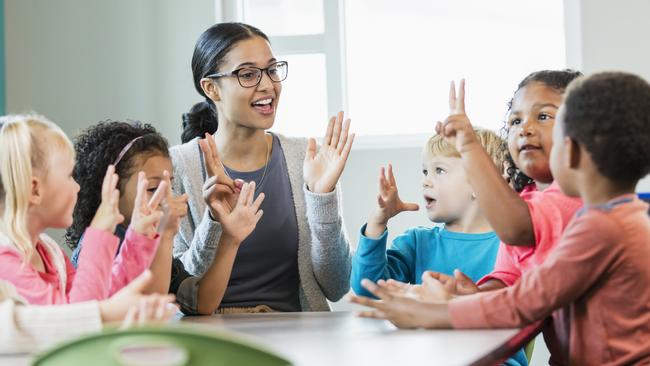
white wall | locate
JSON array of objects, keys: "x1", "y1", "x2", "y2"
[
  {"x1": 564, "y1": 0, "x2": 650, "y2": 192},
  {"x1": 5, "y1": 0, "x2": 214, "y2": 144}
]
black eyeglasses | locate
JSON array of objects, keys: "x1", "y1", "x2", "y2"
[{"x1": 205, "y1": 61, "x2": 288, "y2": 88}]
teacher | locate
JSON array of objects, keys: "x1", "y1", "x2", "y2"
[{"x1": 170, "y1": 22, "x2": 354, "y2": 313}]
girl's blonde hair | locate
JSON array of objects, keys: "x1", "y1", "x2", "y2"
[
  {"x1": 426, "y1": 128, "x2": 506, "y2": 169},
  {"x1": 0, "y1": 114, "x2": 74, "y2": 261}
]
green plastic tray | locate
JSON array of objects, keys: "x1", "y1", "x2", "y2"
[{"x1": 32, "y1": 325, "x2": 292, "y2": 366}]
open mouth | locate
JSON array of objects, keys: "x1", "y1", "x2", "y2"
[
  {"x1": 424, "y1": 196, "x2": 437, "y2": 208},
  {"x1": 251, "y1": 97, "x2": 274, "y2": 115},
  {"x1": 519, "y1": 144, "x2": 541, "y2": 153}
]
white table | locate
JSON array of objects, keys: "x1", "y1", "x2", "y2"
[
  {"x1": 181, "y1": 311, "x2": 522, "y2": 366},
  {"x1": 2, "y1": 311, "x2": 526, "y2": 366}
]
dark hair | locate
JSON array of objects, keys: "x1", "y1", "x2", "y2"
[
  {"x1": 181, "y1": 22, "x2": 269, "y2": 143},
  {"x1": 501, "y1": 69, "x2": 584, "y2": 192},
  {"x1": 65, "y1": 121, "x2": 170, "y2": 249},
  {"x1": 562, "y1": 72, "x2": 650, "y2": 184}
]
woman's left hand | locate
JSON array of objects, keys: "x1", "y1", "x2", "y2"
[{"x1": 303, "y1": 111, "x2": 355, "y2": 193}]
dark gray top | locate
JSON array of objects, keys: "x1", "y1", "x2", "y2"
[{"x1": 213, "y1": 134, "x2": 301, "y2": 312}]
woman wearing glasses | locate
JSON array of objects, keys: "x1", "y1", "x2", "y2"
[{"x1": 171, "y1": 23, "x2": 355, "y2": 313}]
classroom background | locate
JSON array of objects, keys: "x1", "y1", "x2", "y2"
[{"x1": 2, "y1": 1, "x2": 649, "y2": 364}]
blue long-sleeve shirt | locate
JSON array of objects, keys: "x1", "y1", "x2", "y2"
[
  {"x1": 351, "y1": 224, "x2": 528, "y2": 366},
  {"x1": 351, "y1": 224, "x2": 501, "y2": 296}
]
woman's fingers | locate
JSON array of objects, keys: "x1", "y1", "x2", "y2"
[
  {"x1": 305, "y1": 138, "x2": 317, "y2": 161},
  {"x1": 206, "y1": 132, "x2": 221, "y2": 162},
  {"x1": 330, "y1": 111, "x2": 343, "y2": 149},
  {"x1": 199, "y1": 135, "x2": 218, "y2": 178},
  {"x1": 323, "y1": 115, "x2": 335, "y2": 147},
  {"x1": 340, "y1": 133, "x2": 355, "y2": 162},
  {"x1": 254, "y1": 210, "x2": 264, "y2": 222},
  {"x1": 212, "y1": 201, "x2": 227, "y2": 219},
  {"x1": 251, "y1": 192, "x2": 265, "y2": 211},
  {"x1": 246, "y1": 182, "x2": 256, "y2": 206},
  {"x1": 336, "y1": 117, "x2": 351, "y2": 154},
  {"x1": 236, "y1": 182, "x2": 250, "y2": 207}
]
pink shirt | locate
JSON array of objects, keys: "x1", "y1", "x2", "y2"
[
  {"x1": 449, "y1": 196, "x2": 650, "y2": 365},
  {"x1": 478, "y1": 182, "x2": 584, "y2": 286},
  {"x1": 0, "y1": 227, "x2": 159, "y2": 305}
]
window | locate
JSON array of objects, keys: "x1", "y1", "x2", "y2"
[
  {"x1": 218, "y1": 0, "x2": 566, "y2": 144},
  {"x1": 220, "y1": 0, "x2": 345, "y2": 137}
]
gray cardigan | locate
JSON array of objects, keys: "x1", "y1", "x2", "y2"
[{"x1": 169, "y1": 134, "x2": 351, "y2": 311}]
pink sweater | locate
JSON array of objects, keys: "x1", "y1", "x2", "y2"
[
  {"x1": 478, "y1": 182, "x2": 583, "y2": 286},
  {"x1": 449, "y1": 196, "x2": 650, "y2": 365},
  {"x1": 0, "y1": 227, "x2": 159, "y2": 305}
]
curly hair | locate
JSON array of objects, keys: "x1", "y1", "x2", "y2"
[
  {"x1": 501, "y1": 69, "x2": 584, "y2": 192},
  {"x1": 562, "y1": 72, "x2": 650, "y2": 184},
  {"x1": 65, "y1": 121, "x2": 170, "y2": 249}
]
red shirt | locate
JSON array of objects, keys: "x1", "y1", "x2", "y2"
[
  {"x1": 450, "y1": 196, "x2": 650, "y2": 365},
  {"x1": 478, "y1": 182, "x2": 583, "y2": 286}
]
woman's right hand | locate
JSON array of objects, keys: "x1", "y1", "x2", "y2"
[
  {"x1": 210, "y1": 181, "x2": 264, "y2": 243},
  {"x1": 199, "y1": 133, "x2": 241, "y2": 219},
  {"x1": 90, "y1": 165, "x2": 125, "y2": 233}
]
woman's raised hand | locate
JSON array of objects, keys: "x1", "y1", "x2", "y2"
[{"x1": 303, "y1": 111, "x2": 355, "y2": 193}]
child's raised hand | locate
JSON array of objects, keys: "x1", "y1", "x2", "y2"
[
  {"x1": 210, "y1": 181, "x2": 264, "y2": 243},
  {"x1": 199, "y1": 133, "x2": 240, "y2": 218},
  {"x1": 130, "y1": 172, "x2": 165, "y2": 238},
  {"x1": 90, "y1": 165, "x2": 125, "y2": 233},
  {"x1": 371, "y1": 164, "x2": 419, "y2": 225},
  {"x1": 365, "y1": 164, "x2": 418, "y2": 238},
  {"x1": 435, "y1": 79, "x2": 480, "y2": 154},
  {"x1": 158, "y1": 170, "x2": 188, "y2": 239}
]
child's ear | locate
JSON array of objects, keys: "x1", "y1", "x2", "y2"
[
  {"x1": 200, "y1": 78, "x2": 221, "y2": 102},
  {"x1": 566, "y1": 137, "x2": 581, "y2": 170},
  {"x1": 29, "y1": 177, "x2": 43, "y2": 205}
]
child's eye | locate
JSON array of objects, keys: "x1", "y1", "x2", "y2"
[
  {"x1": 435, "y1": 167, "x2": 446, "y2": 175},
  {"x1": 509, "y1": 118, "x2": 521, "y2": 126},
  {"x1": 147, "y1": 187, "x2": 158, "y2": 193},
  {"x1": 538, "y1": 113, "x2": 553, "y2": 121},
  {"x1": 422, "y1": 169, "x2": 428, "y2": 176}
]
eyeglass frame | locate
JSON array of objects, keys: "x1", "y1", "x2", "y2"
[{"x1": 204, "y1": 60, "x2": 288, "y2": 88}]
